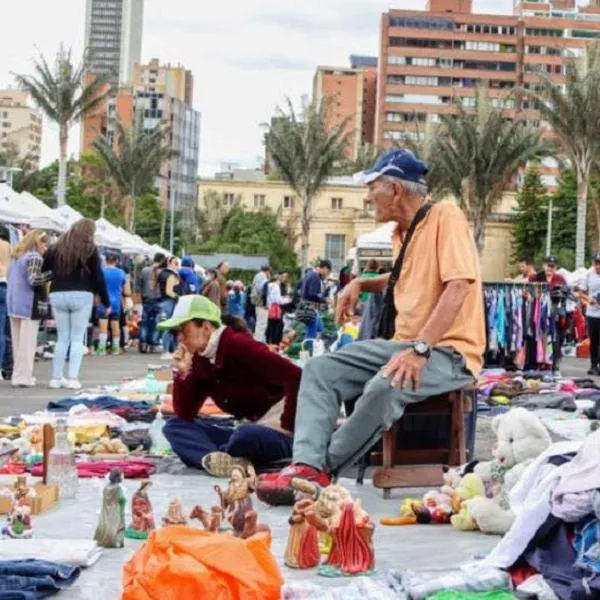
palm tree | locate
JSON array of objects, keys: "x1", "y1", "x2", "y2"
[
  {"x1": 428, "y1": 91, "x2": 546, "y2": 253},
  {"x1": 93, "y1": 116, "x2": 176, "y2": 231},
  {"x1": 521, "y1": 46, "x2": 600, "y2": 268},
  {"x1": 266, "y1": 98, "x2": 351, "y2": 269},
  {"x1": 14, "y1": 46, "x2": 110, "y2": 207}
]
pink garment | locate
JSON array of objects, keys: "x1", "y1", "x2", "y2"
[
  {"x1": 30, "y1": 459, "x2": 155, "y2": 479},
  {"x1": 558, "y1": 381, "x2": 577, "y2": 395}
]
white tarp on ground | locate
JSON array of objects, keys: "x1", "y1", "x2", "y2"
[
  {"x1": 356, "y1": 222, "x2": 395, "y2": 250},
  {"x1": 18, "y1": 191, "x2": 67, "y2": 231}
]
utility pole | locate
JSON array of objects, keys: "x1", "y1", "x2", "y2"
[
  {"x1": 100, "y1": 193, "x2": 106, "y2": 219},
  {"x1": 169, "y1": 187, "x2": 175, "y2": 254}
]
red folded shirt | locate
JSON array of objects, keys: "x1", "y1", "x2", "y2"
[{"x1": 30, "y1": 459, "x2": 155, "y2": 479}]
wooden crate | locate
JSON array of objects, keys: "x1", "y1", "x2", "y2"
[{"x1": 0, "y1": 482, "x2": 59, "y2": 515}]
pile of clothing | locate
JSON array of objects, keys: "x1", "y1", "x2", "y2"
[{"x1": 474, "y1": 430, "x2": 600, "y2": 599}]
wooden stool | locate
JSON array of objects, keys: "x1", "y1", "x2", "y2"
[{"x1": 372, "y1": 388, "x2": 474, "y2": 498}]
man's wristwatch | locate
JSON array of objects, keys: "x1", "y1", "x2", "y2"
[{"x1": 412, "y1": 340, "x2": 431, "y2": 359}]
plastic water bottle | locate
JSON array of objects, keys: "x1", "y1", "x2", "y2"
[
  {"x1": 47, "y1": 418, "x2": 78, "y2": 499},
  {"x1": 145, "y1": 366, "x2": 161, "y2": 395},
  {"x1": 149, "y1": 411, "x2": 172, "y2": 455}
]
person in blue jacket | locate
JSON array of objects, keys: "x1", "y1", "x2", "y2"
[
  {"x1": 179, "y1": 256, "x2": 202, "y2": 295},
  {"x1": 299, "y1": 260, "x2": 331, "y2": 339}
]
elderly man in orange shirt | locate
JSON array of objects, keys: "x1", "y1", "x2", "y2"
[{"x1": 257, "y1": 149, "x2": 486, "y2": 506}]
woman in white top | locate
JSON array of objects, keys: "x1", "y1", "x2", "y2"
[{"x1": 265, "y1": 272, "x2": 287, "y2": 345}]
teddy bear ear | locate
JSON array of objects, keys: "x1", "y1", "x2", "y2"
[{"x1": 491, "y1": 414, "x2": 502, "y2": 434}]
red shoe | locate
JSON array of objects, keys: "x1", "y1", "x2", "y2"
[{"x1": 256, "y1": 463, "x2": 331, "y2": 506}]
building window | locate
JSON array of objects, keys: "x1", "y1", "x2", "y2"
[
  {"x1": 405, "y1": 76, "x2": 439, "y2": 86},
  {"x1": 331, "y1": 197, "x2": 343, "y2": 210},
  {"x1": 325, "y1": 234, "x2": 346, "y2": 271},
  {"x1": 386, "y1": 111, "x2": 426, "y2": 123},
  {"x1": 363, "y1": 199, "x2": 373, "y2": 212},
  {"x1": 2, "y1": 122, "x2": 10, "y2": 128},
  {"x1": 253, "y1": 194, "x2": 266, "y2": 208},
  {"x1": 282, "y1": 195, "x2": 295, "y2": 209},
  {"x1": 223, "y1": 192, "x2": 236, "y2": 206},
  {"x1": 385, "y1": 94, "x2": 404, "y2": 103},
  {"x1": 387, "y1": 55, "x2": 406, "y2": 65}
]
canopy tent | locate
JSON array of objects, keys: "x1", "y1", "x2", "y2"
[
  {"x1": 52, "y1": 204, "x2": 84, "y2": 228},
  {"x1": 95, "y1": 217, "x2": 124, "y2": 250},
  {"x1": 18, "y1": 192, "x2": 67, "y2": 231},
  {"x1": 356, "y1": 222, "x2": 395, "y2": 250},
  {"x1": 0, "y1": 183, "x2": 32, "y2": 225},
  {"x1": 150, "y1": 244, "x2": 169, "y2": 257},
  {"x1": 117, "y1": 227, "x2": 154, "y2": 256}
]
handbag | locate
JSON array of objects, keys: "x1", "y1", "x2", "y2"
[
  {"x1": 295, "y1": 301, "x2": 318, "y2": 324},
  {"x1": 378, "y1": 203, "x2": 433, "y2": 340},
  {"x1": 268, "y1": 303, "x2": 282, "y2": 320}
]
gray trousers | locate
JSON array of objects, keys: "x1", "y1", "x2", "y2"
[{"x1": 293, "y1": 339, "x2": 475, "y2": 474}]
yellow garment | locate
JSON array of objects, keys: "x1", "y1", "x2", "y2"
[
  {"x1": 391, "y1": 202, "x2": 485, "y2": 377},
  {"x1": 68, "y1": 425, "x2": 109, "y2": 444},
  {"x1": 0, "y1": 425, "x2": 19, "y2": 435}
]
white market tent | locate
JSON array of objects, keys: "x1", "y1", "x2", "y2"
[
  {"x1": 95, "y1": 217, "x2": 124, "y2": 250},
  {"x1": 18, "y1": 191, "x2": 67, "y2": 231},
  {"x1": 356, "y1": 222, "x2": 395, "y2": 250},
  {"x1": 0, "y1": 183, "x2": 32, "y2": 225},
  {"x1": 52, "y1": 204, "x2": 84, "y2": 228}
]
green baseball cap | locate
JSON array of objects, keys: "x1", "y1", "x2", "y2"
[{"x1": 158, "y1": 295, "x2": 222, "y2": 330}]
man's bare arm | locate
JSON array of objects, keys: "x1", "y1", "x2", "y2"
[
  {"x1": 417, "y1": 279, "x2": 471, "y2": 345},
  {"x1": 359, "y1": 273, "x2": 390, "y2": 294}
]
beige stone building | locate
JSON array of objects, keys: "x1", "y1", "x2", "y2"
[
  {"x1": 0, "y1": 90, "x2": 43, "y2": 170},
  {"x1": 197, "y1": 176, "x2": 516, "y2": 280}
]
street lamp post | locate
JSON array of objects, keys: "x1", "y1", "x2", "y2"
[{"x1": 546, "y1": 198, "x2": 560, "y2": 257}]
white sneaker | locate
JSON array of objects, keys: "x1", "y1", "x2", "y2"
[
  {"x1": 49, "y1": 378, "x2": 66, "y2": 389},
  {"x1": 160, "y1": 352, "x2": 173, "y2": 361},
  {"x1": 65, "y1": 379, "x2": 82, "y2": 390}
]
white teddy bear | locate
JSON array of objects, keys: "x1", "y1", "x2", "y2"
[{"x1": 468, "y1": 407, "x2": 552, "y2": 535}]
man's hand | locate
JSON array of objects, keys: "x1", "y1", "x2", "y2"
[
  {"x1": 335, "y1": 279, "x2": 361, "y2": 325},
  {"x1": 172, "y1": 344, "x2": 192, "y2": 374},
  {"x1": 382, "y1": 349, "x2": 427, "y2": 390}
]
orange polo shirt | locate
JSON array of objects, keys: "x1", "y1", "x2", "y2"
[{"x1": 391, "y1": 201, "x2": 485, "y2": 377}]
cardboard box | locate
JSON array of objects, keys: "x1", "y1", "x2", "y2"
[{"x1": 0, "y1": 482, "x2": 59, "y2": 515}]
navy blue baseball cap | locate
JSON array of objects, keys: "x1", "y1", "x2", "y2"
[{"x1": 355, "y1": 149, "x2": 429, "y2": 186}]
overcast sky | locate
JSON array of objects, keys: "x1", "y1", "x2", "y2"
[{"x1": 2, "y1": 0, "x2": 512, "y2": 176}]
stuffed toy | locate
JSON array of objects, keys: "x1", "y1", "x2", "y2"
[
  {"x1": 449, "y1": 472, "x2": 486, "y2": 530},
  {"x1": 468, "y1": 407, "x2": 551, "y2": 535}
]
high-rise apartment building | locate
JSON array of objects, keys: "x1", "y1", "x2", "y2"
[
  {"x1": 0, "y1": 90, "x2": 43, "y2": 170},
  {"x1": 84, "y1": 0, "x2": 144, "y2": 88},
  {"x1": 89, "y1": 60, "x2": 201, "y2": 215},
  {"x1": 313, "y1": 56, "x2": 378, "y2": 159},
  {"x1": 375, "y1": 0, "x2": 600, "y2": 185}
]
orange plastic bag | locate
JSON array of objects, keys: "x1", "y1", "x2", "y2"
[{"x1": 122, "y1": 526, "x2": 283, "y2": 600}]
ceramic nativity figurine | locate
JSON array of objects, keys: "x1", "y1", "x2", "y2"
[
  {"x1": 212, "y1": 464, "x2": 269, "y2": 538},
  {"x1": 162, "y1": 498, "x2": 188, "y2": 526},
  {"x1": 190, "y1": 504, "x2": 223, "y2": 533},
  {"x1": 125, "y1": 480, "x2": 155, "y2": 540},
  {"x1": 285, "y1": 479, "x2": 375, "y2": 576},
  {"x1": 94, "y1": 468, "x2": 126, "y2": 548}
]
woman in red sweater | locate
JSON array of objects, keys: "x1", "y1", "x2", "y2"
[{"x1": 159, "y1": 295, "x2": 301, "y2": 477}]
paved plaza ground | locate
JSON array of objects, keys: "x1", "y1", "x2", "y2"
[{"x1": 0, "y1": 353, "x2": 593, "y2": 597}]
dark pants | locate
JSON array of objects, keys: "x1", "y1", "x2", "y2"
[
  {"x1": 0, "y1": 283, "x2": 6, "y2": 371},
  {"x1": 588, "y1": 316, "x2": 600, "y2": 368},
  {"x1": 140, "y1": 301, "x2": 160, "y2": 347},
  {"x1": 163, "y1": 417, "x2": 293, "y2": 469},
  {"x1": 266, "y1": 318, "x2": 283, "y2": 344}
]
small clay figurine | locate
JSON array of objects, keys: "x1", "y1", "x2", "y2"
[
  {"x1": 4, "y1": 503, "x2": 33, "y2": 539},
  {"x1": 125, "y1": 480, "x2": 155, "y2": 539},
  {"x1": 212, "y1": 464, "x2": 269, "y2": 538},
  {"x1": 287, "y1": 480, "x2": 375, "y2": 576},
  {"x1": 162, "y1": 498, "x2": 187, "y2": 526},
  {"x1": 190, "y1": 505, "x2": 222, "y2": 533},
  {"x1": 284, "y1": 498, "x2": 321, "y2": 569},
  {"x1": 94, "y1": 468, "x2": 126, "y2": 548}
]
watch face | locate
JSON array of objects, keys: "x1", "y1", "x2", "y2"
[{"x1": 414, "y1": 342, "x2": 428, "y2": 354}]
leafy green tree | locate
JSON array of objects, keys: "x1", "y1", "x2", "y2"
[
  {"x1": 549, "y1": 169, "x2": 578, "y2": 270},
  {"x1": 522, "y1": 45, "x2": 600, "y2": 268},
  {"x1": 265, "y1": 98, "x2": 351, "y2": 269},
  {"x1": 192, "y1": 205, "x2": 298, "y2": 273},
  {"x1": 135, "y1": 193, "x2": 165, "y2": 245},
  {"x1": 511, "y1": 167, "x2": 549, "y2": 264},
  {"x1": 428, "y1": 90, "x2": 546, "y2": 253},
  {"x1": 336, "y1": 142, "x2": 381, "y2": 175},
  {"x1": 93, "y1": 116, "x2": 177, "y2": 232},
  {"x1": 14, "y1": 46, "x2": 110, "y2": 206}
]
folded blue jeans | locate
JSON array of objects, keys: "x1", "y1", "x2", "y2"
[{"x1": 0, "y1": 559, "x2": 80, "y2": 600}]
